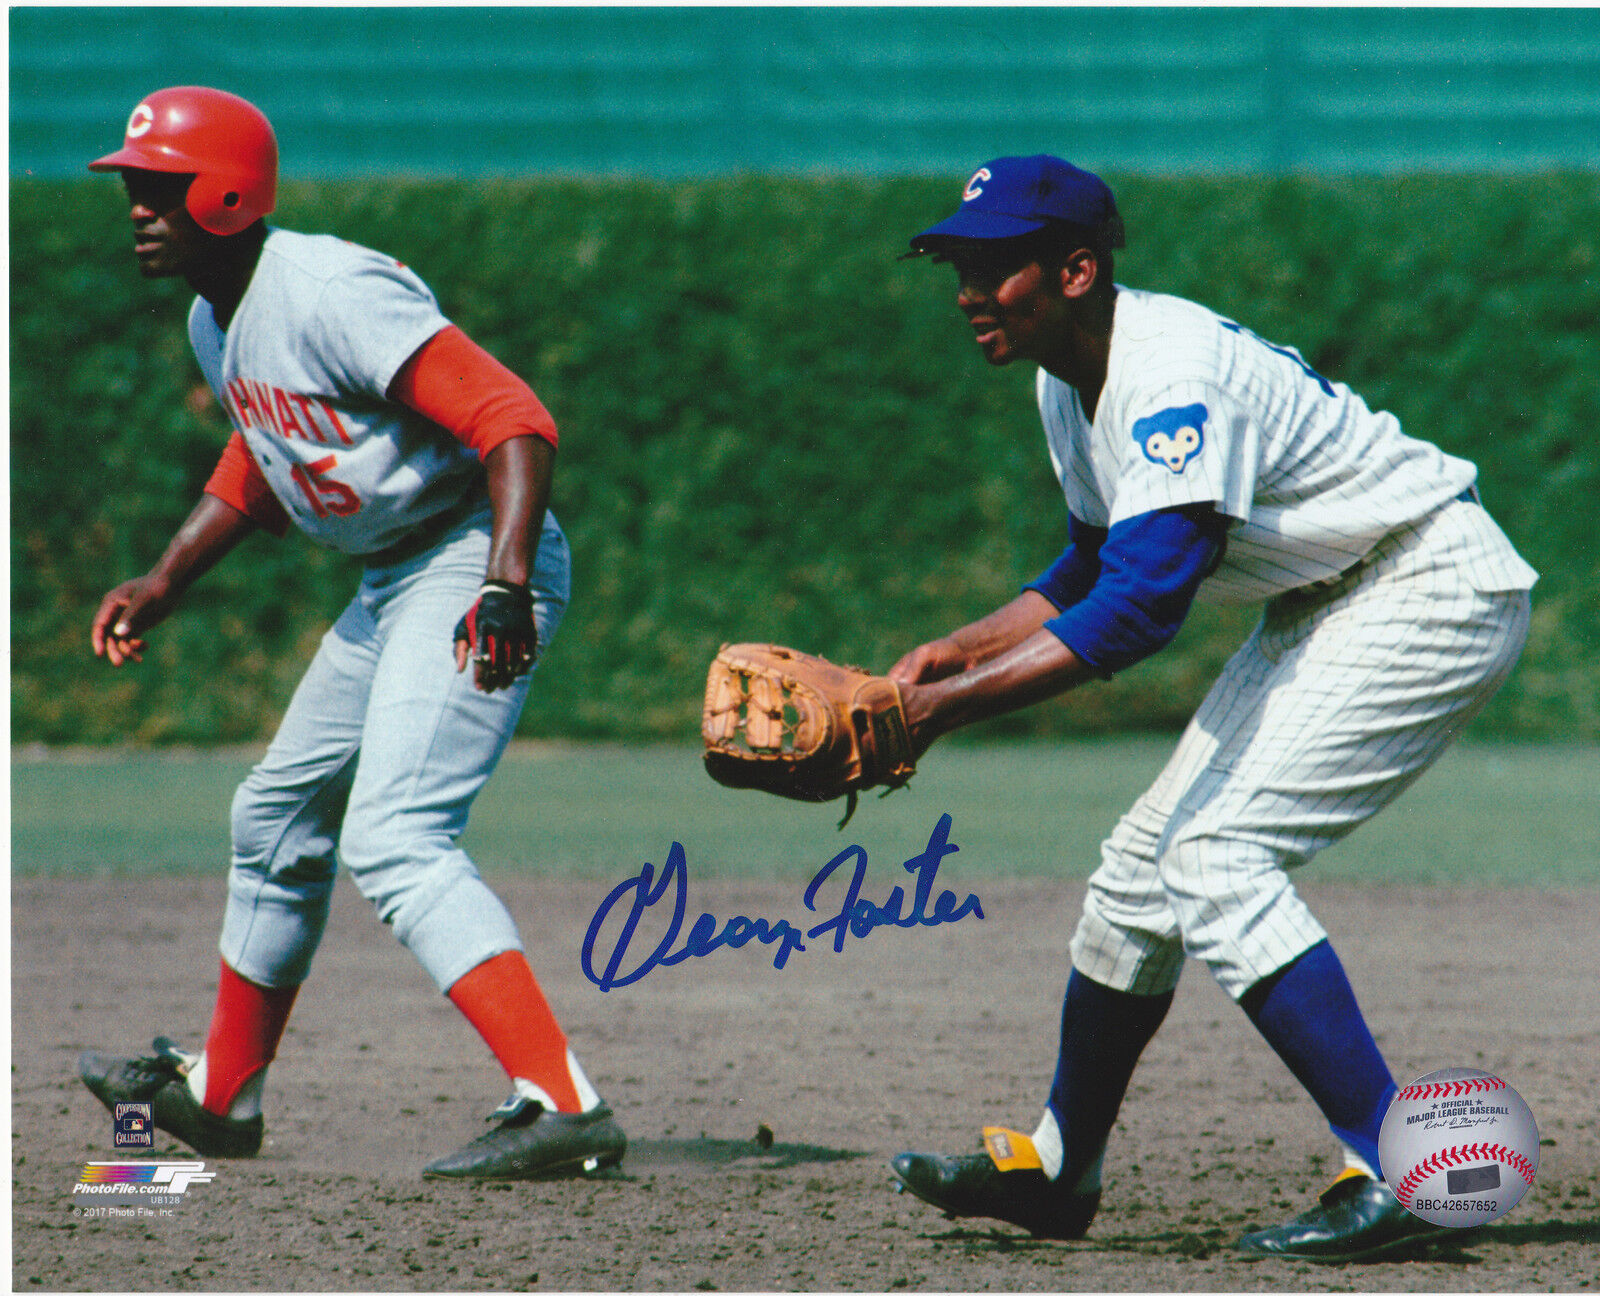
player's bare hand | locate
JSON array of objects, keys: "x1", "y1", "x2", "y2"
[
  {"x1": 889, "y1": 637, "x2": 970, "y2": 687},
  {"x1": 453, "y1": 581, "x2": 538, "y2": 694},
  {"x1": 91, "y1": 575, "x2": 176, "y2": 666}
]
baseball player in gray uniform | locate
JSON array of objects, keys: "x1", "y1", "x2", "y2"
[
  {"x1": 77, "y1": 86, "x2": 625, "y2": 1181},
  {"x1": 884, "y1": 156, "x2": 1536, "y2": 1261}
]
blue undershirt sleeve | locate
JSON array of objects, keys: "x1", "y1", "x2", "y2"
[
  {"x1": 1041, "y1": 505, "x2": 1229, "y2": 677},
  {"x1": 1024, "y1": 514, "x2": 1108, "y2": 610}
]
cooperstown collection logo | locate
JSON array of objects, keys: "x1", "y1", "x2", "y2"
[{"x1": 75, "y1": 1162, "x2": 217, "y2": 1196}]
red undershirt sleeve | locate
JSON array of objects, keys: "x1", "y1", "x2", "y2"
[
  {"x1": 389, "y1": 325, "x2": 559, "y2": 458},
  {"x1": 204, "y1": 431, "x2": 292, "y2": 537}
]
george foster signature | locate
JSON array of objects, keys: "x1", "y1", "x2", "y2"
[{"x1": 581, "y1": 812, "x2": 984, "y2": 991}]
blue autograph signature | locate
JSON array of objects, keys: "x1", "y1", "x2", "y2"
[{"x1": 581, "y1": 813, "x2": 984, "y2": 991}]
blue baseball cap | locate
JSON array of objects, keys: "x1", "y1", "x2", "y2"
[{"x1": 908, "y1": 154, "x2": 1125, "y2": 254}]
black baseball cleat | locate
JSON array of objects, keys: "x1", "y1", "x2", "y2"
[
  {"x1": 78, "y1": 1036, "x2": 263, "y2": 1158},
  {"x1": 890, "y1": 1127, "x2": 1100, "y2": 1240},
  {"x1": 422, "y1": 1094, "x2": 627, "y2": 1180},
  {"x1": 1236, "y1": 1169, "x2": 1466, "y2": 1262}
]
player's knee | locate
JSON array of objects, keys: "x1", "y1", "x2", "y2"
[
  {"x1": 339, "y1": 837, "x2": 492, "y2": 965},
  {"x1": 1071, "y1": 901, "x2": 1185, "y2": 995},
  {"x1": 336, "y1": 834, "x2": 401, "y2": 899},
  {"x1": 337, "y1": 820, "x2": 462, "y2": 910},
  {"x1": 1152, "y1": 833, "x2": 1241, "y2": 942},
  {"x1": 229, "y1": 779, "x2": 339, "y2": 884},
  {"x1": 229, "y1": 778, "x2": 266, "y2": 848},
  {"x1": 1153, "y1": 829, "x2": 1236, "y2": 900},
  {"x1": 337, "y1": 806, "x2": 407, "y2": 871},
  {"x1": 1080, "y1": 856, "x2": 1180, "y2": 939},
  {"x1": 1156, "y1": 826, "x2": 1297, "y2": 906},
  {"x1": 229, "y1": 779, "x2": 291, "y2": 870}
]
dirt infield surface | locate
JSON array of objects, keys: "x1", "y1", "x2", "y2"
[{"x1": 12, "y1": 872, "x2": 1599, "y2": 1292}]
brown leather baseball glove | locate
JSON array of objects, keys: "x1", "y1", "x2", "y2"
[{"x1": 702, "y1": 642, "x2": 917, "y2": 824}]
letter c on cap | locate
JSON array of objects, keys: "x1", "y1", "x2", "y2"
[
  {"x1": 127, "y1": 103, "x2": 154, "y2": 139},
  {"x1": 963, "y1": 167, "x2": 992, "y2": 202}
]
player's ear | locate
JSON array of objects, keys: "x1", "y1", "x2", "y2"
[{"x1": 1058, "y1": 247, "x2": 1099, "y2": 300}]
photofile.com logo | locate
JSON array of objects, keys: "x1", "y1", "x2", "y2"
[{"x1": 75, "y1": 1162, "x2": 217, "y2": 1195}]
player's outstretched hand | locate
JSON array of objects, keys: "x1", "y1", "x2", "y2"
[
  {"x1": 453, "y1": 580, "x2": 538, "y2": 694},
  {"x1": 91, "y1": 575, "x2": 177, "y2": 666},
  {"x1": 889, "y1": 637, "x2": 970, "y2": 687}
]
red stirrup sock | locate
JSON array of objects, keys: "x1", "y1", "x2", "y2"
[
  {"x1": 447, "y1": 950, "x2": 585, "y2": 1113},
  {"x1": 200, "y1": 959, "x2": 299, "y2": 1116}
]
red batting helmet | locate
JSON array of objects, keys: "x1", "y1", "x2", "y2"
[{"x1": 89, "y1": 87, "x2": 277, "y2": 236}]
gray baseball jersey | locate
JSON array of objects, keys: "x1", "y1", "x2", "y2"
[{"x1": 188, "y1": 228, "x2": 482, "y2": 555}]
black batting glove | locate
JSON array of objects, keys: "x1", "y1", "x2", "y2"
[{"x1": 454, "y1": 580, "x2": 537, "y2": 693}]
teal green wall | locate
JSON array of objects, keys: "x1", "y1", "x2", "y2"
[{"x1": 12, "y1": 7, "x2": 1600, "y2": 178}]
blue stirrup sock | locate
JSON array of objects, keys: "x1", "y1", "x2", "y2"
[
  {"x1": 1042, "y1": 969, "x2": 1175, "y2": 1189},
  {"x1": 1240, "y1": 939, "x2": 1398, "y2": 1179}
]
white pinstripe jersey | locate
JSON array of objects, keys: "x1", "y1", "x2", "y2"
[{"x1": 1037, "y1": 288, "x2": 1536, "y2": 603}]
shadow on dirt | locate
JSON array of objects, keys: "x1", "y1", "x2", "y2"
[
  {"x1": 623, "y1": 1135, "x2": 870, "y2": 1175},
  {"x1": 926, "y1": 1225, "x2": 1246, "y2": 1262},
  {"x1": 1469, "y1": 1216, "x2": 1600, "y2": 1247},
  {"x1": 923, "y1": 1223, "x2": 1504, "y2": 1266}
]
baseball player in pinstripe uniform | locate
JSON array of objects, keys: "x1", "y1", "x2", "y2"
[
  {"x1": 76, "y1": 87, "x2": 625, "y2": 1181},
  {"x1": 885, "y1": 156, "x2": 1536, "y2": 1261}
]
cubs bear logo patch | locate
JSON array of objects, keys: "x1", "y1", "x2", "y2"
[{"x1": 1133, "y1": 402, "x2": 1208, "y2": 473}]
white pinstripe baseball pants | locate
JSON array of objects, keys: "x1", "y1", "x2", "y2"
[{"x1": 1069, "y1": 501, "x2": 1534, "y2": 1001}]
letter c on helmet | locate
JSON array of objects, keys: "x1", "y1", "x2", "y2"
[{"x1": 88, "y1": 86, "x2": 277, "y2": 237}]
